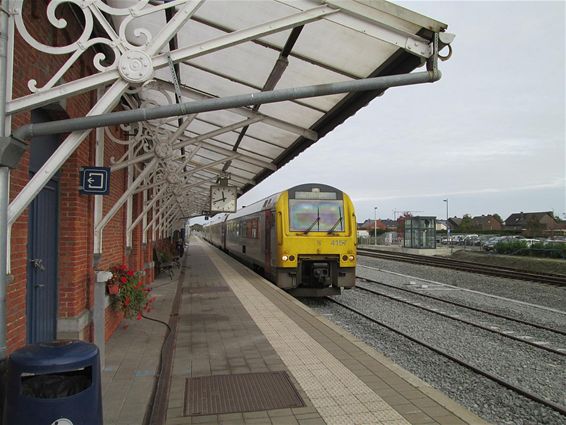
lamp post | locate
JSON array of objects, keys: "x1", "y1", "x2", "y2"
[
  {"x1": 374, "y1": 206, "x2": 377, "y2": 246},
  {"x1": 443, "y1": 199, "x2": 451, "y2": 250}
]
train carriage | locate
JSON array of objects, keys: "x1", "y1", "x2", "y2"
[{"x1": 204, "y1": 183, "x2": 356, "y2": 296}]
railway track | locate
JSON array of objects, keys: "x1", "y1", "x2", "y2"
[
  {"x1": 355, "y1": 278, "x2": 566, "y2": 356},
  {"x1": 325, "y1": 295, "x2": 566, "y2": 418},
  {"x1": 357, "y1": 248, "x2": 566, "y2": 286}
]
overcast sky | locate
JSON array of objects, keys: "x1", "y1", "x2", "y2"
[{"x1": 196, "y1": 1, "x2": 565, "y2": 224}]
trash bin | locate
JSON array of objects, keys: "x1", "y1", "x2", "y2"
[{"x1": 5, "y1": 340, "x2": 102, "y2": 425}]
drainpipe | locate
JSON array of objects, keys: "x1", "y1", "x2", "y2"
[{"x1": 0, "y1": 0, "x2": 11, "y2": 361}]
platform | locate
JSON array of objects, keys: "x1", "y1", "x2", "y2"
[{"x1": 154, "y1": 238, "x2": 484, "y2": 425}]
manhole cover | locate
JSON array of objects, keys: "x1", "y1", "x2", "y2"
[{"x1": 184, "y1": 371, "x2": 304, "y2": 416}]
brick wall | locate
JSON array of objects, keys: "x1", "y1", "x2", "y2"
[{"x1": 5, "y1": 1, "x2": 161, "y2": 352}]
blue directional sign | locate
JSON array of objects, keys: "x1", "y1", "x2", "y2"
[{"x1": 79, "y1": 167, "x2": 110, "y2": 195}]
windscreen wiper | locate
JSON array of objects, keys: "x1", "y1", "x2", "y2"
[
  {"x1": 303, "y1": 207, "x2": 320, "y2": 234},
  {"x1": 327, "y1": 207, "x2": 343, "y2": 234}
]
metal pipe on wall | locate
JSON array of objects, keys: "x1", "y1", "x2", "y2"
[
  {"x1": 8, "y1": 70, "x2": 440, "y2": 227},
  {"x1": 0, "y1": 0, "x2": 11, "y2": 361},
  {"x1": 12, "y1": 71, "x2": 440, "y2": 144}
]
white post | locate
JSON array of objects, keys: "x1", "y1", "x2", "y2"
[
  {"x1": 125, "y1": 142, "x2": 134, "y2": 248},
  {"x1": 94, "y1": 270, "x2": 112, "y2": 368},
  {"x1": 142, "y1": 188, "x2": 148, "y2": 245},
  {"x1": 93, "y1": 88, "x2": 105, "y2": 258},
  {"x1": 374, "y1": 206, "x2": 377, "y2": 246}
]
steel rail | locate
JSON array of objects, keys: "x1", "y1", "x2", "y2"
[
  {"x1": 356, "y1": 276, "x2": 566, "y2": 337},
  {"x1": 357, "y1": 249, "x2": 566, "y2": 286},
  {"x1": 325, "y1": 296, "x2": 566, "y2": 418},
  {"x1": 353, "y1": 283, "x2": 566, "y2": 356},
  {"x1": 365, "y1": 249, "x2": 566, "y2": 276}
]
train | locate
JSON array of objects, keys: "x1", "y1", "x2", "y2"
[{"x1": 203, "y1": 183, "x2": 357, "y2": 296}]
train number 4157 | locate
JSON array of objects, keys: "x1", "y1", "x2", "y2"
[{"x1": 330, "y1": 240, "x2": 346, "y2": 246}]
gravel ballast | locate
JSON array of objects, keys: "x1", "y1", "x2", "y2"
[{"x1": 302, "y1": 257, "x2": 566, "y2": 425}]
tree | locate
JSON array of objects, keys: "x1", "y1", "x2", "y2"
[
  {"x1": 525, "y1": 217, "x2": 544, "y2": 237},
  {"x1": 493, "y1": 213, "x2": 503, "y2": 224},
  {"x1": 191, "y1": 223, "x2": 204, "y2": 232},
  {"x1": 459, "y1": 214, "x2": 474, "y2": 233},
  {"x1": 396, "y1": 212, "x2": 412, "y2": 235}
]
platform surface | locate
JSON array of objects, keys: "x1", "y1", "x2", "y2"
[{"x1": 164, "y1": 239, "x2": 486, "y2": 424}]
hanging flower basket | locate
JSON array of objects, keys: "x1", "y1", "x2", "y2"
[{"x1": 106, "y1": 264, "x2": 155, "y2": 320}]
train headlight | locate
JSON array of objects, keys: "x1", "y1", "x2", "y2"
[
  {"x1": 348, "y1": 255, "x2": 355, "y2": 261},
  {"x1": 281, "y1": 255, "x2": 288, "y2": 261},
  {"x1": 342, "y1": 255, "x2": 348, "y2": 261}
]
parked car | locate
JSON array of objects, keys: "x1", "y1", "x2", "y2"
[
  {"x1": 522, "y1": 238, "x2": 541, "y2": 247},
  {"x1": 483, "y1": 236, "x2": 503, "y2": 251},
  {"x1": 463, "y1": 234, "x2": 480, "y2": 246}
]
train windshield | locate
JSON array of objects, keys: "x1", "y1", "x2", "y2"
[{"x1": 289, "y1": 200, "x2": 344, "y2": 233}]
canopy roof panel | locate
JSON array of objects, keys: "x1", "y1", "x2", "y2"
[{"x1": 7, "y1": 0, "x2": 452, "y2": 223}]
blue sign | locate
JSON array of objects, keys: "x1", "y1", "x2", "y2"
[{"x1": 80, "y1": 167, "x2": 110, "y2": 195}]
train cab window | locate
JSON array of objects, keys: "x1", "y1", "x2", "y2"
[{"x1": 289, "y1": 199, "x2": 344, "y2": 232}]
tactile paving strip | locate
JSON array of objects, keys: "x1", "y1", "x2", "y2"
[
  {"x1": 182, "y1": 286, "x2": 230, "y2": 294},
  {"x1": 184, "y1": 371, "x2": 305, "y2": 416}
]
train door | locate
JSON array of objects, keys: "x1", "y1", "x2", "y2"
[{"x1": 264, "y1": 210, "x2": 272, "y2": 276}]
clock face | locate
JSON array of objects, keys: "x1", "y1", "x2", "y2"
[{"x1": 210, "y1": 185, "x2": 237, "y2": 212}]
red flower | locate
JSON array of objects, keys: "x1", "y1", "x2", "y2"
[{"x1": 107, "y1": 264, "x2": 152, "y2": 321}]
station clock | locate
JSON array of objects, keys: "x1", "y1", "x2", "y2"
[{"x1": 209, "y1": 185, "x2": 237, "y2": 213}]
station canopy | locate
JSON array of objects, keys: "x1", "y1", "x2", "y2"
[{"x1": 8, "y1": 0, "x2": 451, "y2": 221}]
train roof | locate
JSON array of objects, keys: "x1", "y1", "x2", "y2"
[
  {"x1": 226, "y1": 192, "x2": 283, "y2": 221},
  {"x1": 206, "y1": 212, "x2": 230, "y2": 225},
  {"x1": 224, "y1": 183, "x2": 348, "y2": 221}
]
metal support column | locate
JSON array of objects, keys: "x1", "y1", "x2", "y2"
[
  {"x1": 125, "y1": 142, "x2": 134, "y2": 249},
  {"x1": 145, "y1": 195, "x2": 175, "y2": 236},
  {"x1": 94, "y1": 158, "x2": 158, "y2": 252},
  {"x1": 142, "y1": 188, "x2": 148, "y2": 245},
  {"x1": 128, "y1": 185, "x2": 167, "y2": 234},
  {"x1": 93, "y1": 88, "x2": 105, "y2": 261}
]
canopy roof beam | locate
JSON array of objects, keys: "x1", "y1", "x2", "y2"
[
  {"x1": 7, "y1": 0, "x2": 204, "y2": 226},
  {"x1": 144, "y1": 195, "x2": 175, "y2": 235},
  {"x1": 6, "y1": 3, "x2": 338, "y2": 115},
  {"x1": 95, "y1": 158, "x2": 159, "y2": 238},
  {"x1": 286, "y1": 0, "x2": 434, "y2": 58},
  {"x1": 110, "y1": 117, "x2": 267, "y2": 172},
  {"x1": 127, "y1": 185, "x2": 168, "y2": 234},
  {"x1": 156, "y1": 80, "x2": 319, "y2": 141}
]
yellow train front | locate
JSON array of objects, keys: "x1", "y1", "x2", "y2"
[{"x1": 206, "y1": 183, "x2": 356, "y2": 297}]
